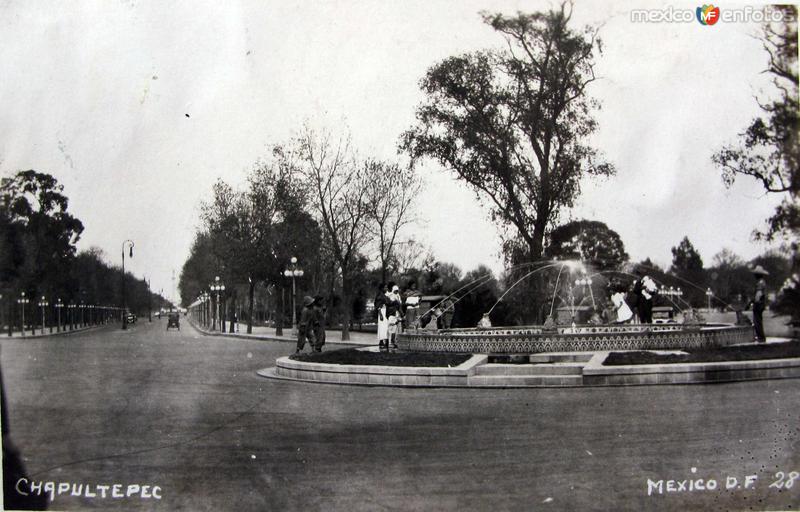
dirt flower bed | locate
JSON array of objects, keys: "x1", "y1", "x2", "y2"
[
  {"x1": 604, "y1": 341, "x2": 800, "y2": 366},
  {"x1": 291, "y1": 348, "x2": 471, "y2": 367}
]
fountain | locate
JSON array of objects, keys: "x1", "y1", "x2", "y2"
[{"x1": 398, "y1": 260, "x2": 752, "y2": 354}]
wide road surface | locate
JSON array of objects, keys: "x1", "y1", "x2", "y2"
[{"x1": 1, "y1": 320, "x2": 798, "y2": 511}]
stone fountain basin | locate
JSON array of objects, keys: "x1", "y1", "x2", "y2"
[{"x1": 397, "y1": 323, "x2": 753, "y2": 354}]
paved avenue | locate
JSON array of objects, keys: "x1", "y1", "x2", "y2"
[{"x1": 1, "y1": 321, "x2": 798, "y2": 511}]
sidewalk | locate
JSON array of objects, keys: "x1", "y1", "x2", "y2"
[
  {"x1": 0, "y1": 323, "x2": 105, "y2": 339},
  {"x1": 189, "y1": 320, "x2": 376, "y2": 346}
]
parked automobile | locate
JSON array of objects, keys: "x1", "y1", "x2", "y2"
[{"x1": 126, "y1": 312, "x2": 137, "y2": 324}]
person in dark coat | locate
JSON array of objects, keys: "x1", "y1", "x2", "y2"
[
  {"x1": 312, "y1": 295, "x2": 327, "y2": 352},
  {"x1": 751, "y1": 265, "x2": 769, "y2": 343},
  {"x1": 634, "y1": 269, "x2": 658, "y2": 324},
  {"x1": 296, "y1": 296, "x2": 317, "y2": 353}
]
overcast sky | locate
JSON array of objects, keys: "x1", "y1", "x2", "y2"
[{"x1": 0, "y1": 0, "x2": 788, "y2": 302}]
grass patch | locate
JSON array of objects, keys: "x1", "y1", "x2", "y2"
[
  {"x1": 291, "y1": 348, "x2": 471, "y2": 367},
  {"x1": 604, "y1": 341, "x2": 800, "y2": 365}
]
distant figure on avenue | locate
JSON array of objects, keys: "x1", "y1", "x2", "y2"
[
  {"x1": 610, "y1": 284, "x2": 633, "y2": 324},
  {"x1": 440, "y1": 297, "x2": 455, "y2": 329},
  {"x1": 751, "y1": 265, "x2": 769, "y2": 343},
  {"x1": 375, "y1": 283, "x2": 389, "y2": 351},
  {"x1": 312, "y1": 295, "x2": 327, "y2": 352},
  {"x1": 296, "y1": 296, "x2": 318, "y2": 353},
  {"x1": 478, "y1": 312, "x2": 492, "y2": 328},
  {"x1": 634, "y1": 271, "x2": 658, "y2": 324},
  {"x1": 403, "y1": 281, "x2": 421, "y2": 331},
  {"x1": 386, "y1": 283, "x2": 403, "y2": 349}
]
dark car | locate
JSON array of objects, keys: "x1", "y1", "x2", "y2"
[{"x1": 167, "y1": 312, "x2": 180, "y2": 330}]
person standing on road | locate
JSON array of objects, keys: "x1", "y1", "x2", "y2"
[
  {"x1": 751, "y1": 265, "x2": 769, "y2": 343},
  {"x1": 312, "y1": 295, "x2": 327, "y2": 352},
  {"x1": 296, "y1": 296, "x2": 317, "y2": 353}
]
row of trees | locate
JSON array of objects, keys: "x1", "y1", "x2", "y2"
[
  {"x1": 178, "y1": 128, "x2": 421, "y2": 339},
  {"x1": 0, "y1": 171, "x2": 166, "y2": 328}
]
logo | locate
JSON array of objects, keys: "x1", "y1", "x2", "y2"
[{"x1": 696, "y1": 4, "x2": 721, "y2": 25}]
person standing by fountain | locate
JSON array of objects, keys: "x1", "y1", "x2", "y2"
[
  {"x1": 386, "y1": 283, "x2": 403, "y2": 349},
  {"x1": 609, "y1": 282, "x2": 633, "y2": 324},
  {"x1": 375, "y1": 283, "x2": 389, "y2": 351},
  {"x1": 751, "y1": 265, "x2": 769, "y2": 343},
  {"x1": 441, "y1": 297, "x2": 455, "y2": 329},
  {"x1": 403, "y1": 281, "x2": 421, "y2": 331},
  {"x1": 312, "y1": 295, "x2": 327, "y2": 352},
  {"x1": 634, "y1": 270, "x2": 658, "y2": 324},
  {"x1": 296, "y1": 296, "x2": 318, "y2": 353}
]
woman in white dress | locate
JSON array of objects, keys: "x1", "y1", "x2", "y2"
[
  {"x1": 375, "y1": 283, "x2": 389, "y2": 351},
  {"x1": 610, "y1": 286, "x2": 634, "y2": 323}
]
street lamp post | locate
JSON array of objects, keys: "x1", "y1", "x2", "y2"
[
  {"x1": 210, "y1": 277, "x2": 225, "y2": 331},
  {"x1": 121, "y1": 240, "x2": 134, "y2": 330},
  {"x1": 55, "y1": 299, "x2": 63, "y2": 332},
  {"x1": 205, "y1": 292, "x2": 213, "y2": 327},
  {"x1": 283, "y1": 257, "x2": 304, "y2": 336},
  {"x1": 17, "y1": 292, "x2": 29, "y2": 337},
  {"x1": 38, "y1": 296, "x2": 49, "y2": 335}
]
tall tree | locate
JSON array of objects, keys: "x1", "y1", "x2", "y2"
[
  {"x1": 670, "y1": 237, "x2": 708, "y2": 307},
  {"x1": 712, "y1": 6, "x2": 798, "y2": 243},
  {"x1": 0, "y1": 171, "x2": 84, "y2": 297},
  {"x1": 402, "y1": 4, "x2": 613, "y2": 262},
  {"x1": 292, "y1": 126, "x2": 373, "y2": 341},
  {"x1": 712, "y1": 6, "x2": 799, "y2": 320},
  {"x1": 363, "y1": 160, "x2": 421, "y2": 282}
]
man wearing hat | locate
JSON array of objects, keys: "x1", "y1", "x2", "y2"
[
  {"x1": 312, "y1": 295, "x2": 327, "y2": 352},
  {"x1": 296, "y1": 295, "x2": 318, "y2": 353},
  {"x1": 751, "y1": 265, "x2": 770, "y2": 343}
]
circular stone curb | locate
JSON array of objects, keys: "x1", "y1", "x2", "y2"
[{"x1": 257, "y1": 351, "x2": 800, "y2": 388}]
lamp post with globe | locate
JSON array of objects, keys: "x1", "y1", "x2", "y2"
[
  {"x1": 121, "y1": 239, "x2": 134, "y2": 329},
  {"x1": 283, "y1": 257, "x2": 304, "y2": 336},
  {"x1": 38, "y1": 296, "x2": 49, "y2": 334},
  {"x1": 210, "y1": 277, "x2": 225, "y2": 331},
  {"x1": 17, "y1": 292, "x2": 30, "y2": 336},
  {"x1": 55, "y1": 299, "x2": 64, "y2": 332}
]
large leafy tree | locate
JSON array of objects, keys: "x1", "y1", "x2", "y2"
[
  {"x1": 402, "y1": 4, "x2": 613, "y2": 262},
  {"x1": 545, "y1": 219, "x2": 628, "y2": 271},
  {"x1": 192, "y1": 155, "x2": 320, "y2": 334},
  {"x1": 712, "y1": 6, "x2": 798, "y2": 243},
  {"x1": 0, "y1": 171, "x2": 84, "y2": 297},
  {"x1": 712, "y1": 6, "x2": 798, "y2": 319}
]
